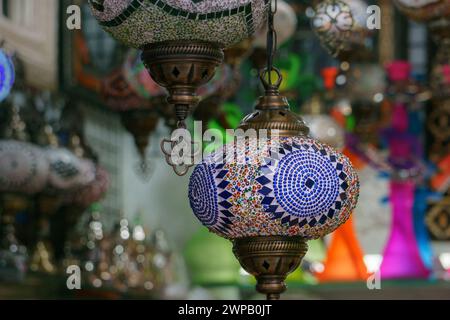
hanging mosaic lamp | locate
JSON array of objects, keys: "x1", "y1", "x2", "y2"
[
  {"x1": 46, "y1": 147, "x2": 96, "y2": 191},
  {"x1": 89, "y1": 0, "x2": 269, "y2": 175},
  {"x1": 188, "y1": 1, "x2": 359, "y2": 298},
  {"x1": 189, "y1": 71, "x2": 359, "y2": 299},
  {"x1": 310, "y1": 0, "x2": 372, "y2": 61},
  {"x1": 0, "y1": 140, "x2": 49, "y2": 194},
  {"x1": 393, "y1": 0, "x2": 450, "y2": 22},
  {"x1": 0, "y1": 48, "x2": 15, "y2": 103}
]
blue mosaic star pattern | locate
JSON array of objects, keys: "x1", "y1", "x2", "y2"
[
  {"x1": 188, "y1": 136, "x2": 359, "y2": 240},
  {"x1": 90, "y1": 0, "x2": 269, "y2": 48}
]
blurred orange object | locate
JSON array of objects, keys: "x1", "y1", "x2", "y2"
[
  {"x1": 321, "y1": 67, "x2": 338, "y2": 91},
  {"x1": 431, "y1": 154, "x2": 450, "y2": 192},
  {"x1": 343, "y1": 147, "x2": 366, "y2": 170},
  {"x1": 317, "y1": 215, "x2": 370, "y2": 282}
]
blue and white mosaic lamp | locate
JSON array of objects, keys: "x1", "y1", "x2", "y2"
[{"x1": 188, "y1": 69, "x2": 360, "y2": 299}]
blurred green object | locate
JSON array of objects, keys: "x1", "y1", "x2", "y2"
[
  {"x1": 286, "y1": 268, "x2": 318, "y2": 285},
  {"x1": 207, "y1": 102, "x2": 243, "y2": 149},
  {"x1": 184, "y1": 227, "x2": 241, "y2": 287},
  {"x1": 304, "y1": 239, "x2": 327, "y2": 262}
]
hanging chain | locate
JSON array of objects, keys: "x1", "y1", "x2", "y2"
[{"x1": 266, "y1": 0, "x2": 278, "y2": 85}]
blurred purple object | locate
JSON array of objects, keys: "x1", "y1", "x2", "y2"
[{"x1": 380, "y1": 180, "x2": 430, "y2": 279}]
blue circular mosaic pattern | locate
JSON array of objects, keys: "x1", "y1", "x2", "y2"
[
  {"x1": 188, "y1": 163, "x2": 219, "y2": 226},
  {"x1": 273, "y1": 149, "x2": 340, "y2": 218},
  {"x1": 0, "y1": 50, "x2": 15, "y2": 103}
]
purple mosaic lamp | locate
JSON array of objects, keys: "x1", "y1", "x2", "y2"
[
  {"x1": 188, "y1": 1, "x2": 360, "y2": 300},
  {"x1": 89, "y1": 0, "x2": 269, "y2": 175}
]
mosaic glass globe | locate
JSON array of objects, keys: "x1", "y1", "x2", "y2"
[
  {"x1": 89, "y1": 0, "x2": 269, "y2": 49},
  {"x1": 311, "y1": 0, "x2": 371, "y2": 58},
  {"x1": 0, "y1": 49, "x2": 15, "y2": 103},
  {"x1": 393, "y1": 0, "x2": 450, "y2": 22},
  {"x1": 188, "y1": 136, "x2": 359, "y2": 240},
  {"x1": 0, "y1": 140, "x2": 49, "y2": 194},
  {"x1": 46, "y1": 148, "x2": 96, "y2": 191}
]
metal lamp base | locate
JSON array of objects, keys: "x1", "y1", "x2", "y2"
[
  {"x1": 141, "y1": 40, "x2": 224, "y2": 176},
  {"x1": 232, "y1": 236, "x2": 308, "y2": 300},
  {"x1": 141, "y1": 40, "x2": 224, "y2": 113}
]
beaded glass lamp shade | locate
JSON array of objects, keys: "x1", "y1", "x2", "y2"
[
  {"x1": 187, "y1": 67, "x2": 360, "y2": 299},
  {"x1": 0, "y1": 140, "x2": 49, "y2": 194},
  {"x1": 0, "y1": 49, "x2": 15, "y2": 103},
  {"x1": 311, "y1": 0, "x2": 371, "y2": 59},
  {"x1": 89, "y1": 0, "x2": 269, "y2": 49},
  {"x1": 188, "y1": 136, "x2": 359, "y2": 240}
]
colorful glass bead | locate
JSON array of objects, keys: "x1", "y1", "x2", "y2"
[
  {"x1": 0, "y1": 49, "x2": 15, "y2": 103},
  {"x1": 188, "y1": 136, "x2": 359, "y2": 240},
  {"x1": 89, "y1": 0, "x2": 269, "y2": 49},
  {"x1": 0, "y1": 140, "x2": 49, "y2": 194}
]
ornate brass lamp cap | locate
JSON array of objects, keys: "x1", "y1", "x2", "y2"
[
  {"x1": 238, "y1": 69, "x2": 310, "y2": 137},
  {"x1": 141, "y1": 40, "x2": 224, "y2": 113}
]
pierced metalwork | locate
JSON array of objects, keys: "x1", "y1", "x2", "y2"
[{"x1": 141, "y1": 40, "x2": 224, "y2": 176}]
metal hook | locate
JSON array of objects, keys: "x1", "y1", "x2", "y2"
[{"x1": 160, "y1": 135, "x2": 201, "y2": 177}]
